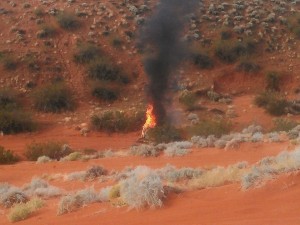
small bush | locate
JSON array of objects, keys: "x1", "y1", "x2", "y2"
[
  {"x1": 56, "y1": 12, "x2": 80, "y2": 30},
  {"x1": 146, "y1": 125, "x2": 182, "y2": 144},
  {"x1": 91, "y1": 110, "x2": 144, "y2": 133},
  {"x1": 73, "y1": 44, "x2": 102, "y2": 64},
  {"x1": 236, "y1": 60, "x2": 261, "y2": 73},
  {"x1": 37, "y1": 25, "x2": 57, "y2": 39},
  {"x1": 25, "y1": 141, "x2": 71, "y2": 161},
  {"x1": 8, "y1": 198, "x2": 44, "y2": 222},
  {"x1": 0, "y1": 185, "x2": 28, "y2": 208},
  {"x1": 192, "y1": 52, "x2": 214, "y2": 69},
  {"x1": 255, "y1": 92, "x2": 289, "y2": 116},
  {"x1": 179, "y1": 90, "x2": 197, "y2": 111},
  {"x1": 91, "y1": 86, "x2": 118, "y2": 102},
  {"x1": 60, "y1": 152, "x2": 82, "y2": 161},
  {"x1": 0, "y1": 146, "x2": 19, "y2": 164},
  {"x1": 215, "y1": 39, "x2": 257, "y2": 63},
  {"x1": 2, "y1": 57, "x2": 18, "y2": 70},
  {"x1": 119, "y1": 166, "x2": 164, "y2": 209},
  {"x1": 0, "y1": 88, "x2": 19, "y2": 110},
  {"x1": 57, "y1": 187, "x2": 99, "y2": 215},
  {"x1": 32, "y1": 82, "x2": 75, "y2": 113},
  {"x1": 85, "y1": 166, "x2": 107, "y2": 180},
  {"x1": 287, "y1": 13, "x2": 300, "y2": 39},
  {"x1": 88, "y1": 59, "x2": 129, "y2": 84},
  {"x1": 0, "y1": 109, "x2": 36, "y2": 134},
  {"x1": 273, "y1": 118, "x2": 299, "y2": 132},
  {"x1": 266, "y1": 71, "x2": 281, "y2": 91},
  {"x1": 111, "y1": 37, "x2": 123, "y2": 48},
  {"x1": 188, "y1": 119, "x2": 231, "y2": 138},
  {"x1": 130, "y1": 145, "x2": 159, "y2": 157},
  {"x1": 34, "y1": 8, "x2": 44, "y2": 17},
  {"x1": 23, "y1": 178, "x2": 62, "y2": 198}
]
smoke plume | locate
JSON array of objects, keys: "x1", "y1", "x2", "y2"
[{"x1": 139, "y1": 0, "x2": 198, "y2": 126}]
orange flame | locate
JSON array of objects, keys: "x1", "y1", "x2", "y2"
[{"x1": 141, "y1": 104, "x2": 157, "y2": 137}]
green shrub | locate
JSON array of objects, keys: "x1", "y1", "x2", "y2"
[
  {"x1": 0, "y1": 146, "x2": 19, "y2": 164},
  {"x1": 188, "y1": 119, "x2": 232, "y2": 138},
  {"x1": 88, "y1": 59, "x2": 129, "y2": 84},
  {"x1": 91, "y1": 110, "x2": 144, "y2": 133},
  {"x1": 0, "y1": 110, "x2": 35, "y2": 134},
  {"x1": 73, "y1": 44, "x2": 102, "y2": 64},
  {"x1": 215, "y1": 39, "x2": 257, "y2": 63},
  {"x1": 37, "y1": 25, "x2": 57, "y2": 38},
  {"x1": 56, "y1": 12, "x2": 80, "y2": 30},
  {"x1": 91, "y1": 86, "x2": 118, "y2": 102},
  {"x1": 32, "y1": 82, "x2": 75, "y2": 113},
  {"x1": 179, "y1": 90, "x2": 197, "y2": 111},
  {"x1": 146, "y1": 125, "x2": 182, "y2": 144},
  {"x1": 0, "y1": 88, "x2": 18, "y2": 110},
  {"x1": 25, "y1": 141, "x2": 71, "y2": 161},
  {"x1": 255, "y1": 92, "x2": 289, "y2": 116},
  {"x1": 266, "y1": 71, "x2": 281, "y2": 91},
  {"x1": 273, "y1": 118, "x2": 299, "y2": 132},
  {"x1": 8, "y1": 198, "x2": 44, "y2": 222},
  {"x1": 192, "y1": 52, "x2": 214, "y2": 69},
  {"x1": 236, "y1": 61, "x2": 261, "y2": 73}
]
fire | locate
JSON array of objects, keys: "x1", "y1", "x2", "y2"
[{"x1": 141, "y1": 104, "x2": 157, "y2": 138}]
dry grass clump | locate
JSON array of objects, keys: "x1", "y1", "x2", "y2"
[
  {"x1": 119, "y1": 166, "x2": 165, "y2": 209},
  {"x1": 7, "y1": 198, "x2": 44, "y2": 222},
  {"x1": 0, "y1": 184, "x2": 28, "y2": 208},
  {"x1": 158, "y1": 164, "x2": 203, "y2": 182},
  {"x1": 60, "y1": 151, "x2": 82, "y2": 161},
  {"x1": 23, "y1": 178, "x2": 62, "y2": 198},
  {"x1": 57, "y1": 187, "x2": 100, "y2": 215},
  {"x1": 189, "y1": 162, "x2": 248, "y2": 189},
  {"x1": 130, "y1": 144, "x2": 159, "y2": 157},
  {"x1": 64, "y1": 166, "x2": 107, "y2": 181}
]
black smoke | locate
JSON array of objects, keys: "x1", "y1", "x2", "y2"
[{"x1": 139, "y1": 0, "x2": 198, "y2": 126}]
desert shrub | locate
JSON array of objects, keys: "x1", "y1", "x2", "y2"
[
  {"x1": 8, "y1": 198, "x2": 44, "y2": 222},
  {"x1": 37, "y1": 25, "x2": 57, "y2": 38},
  {"x1": 0, "y1": 146, "x2": 19, "y2": 164},
  {"x1": 236, "y1": 60, "x2": 261, "y2": 73},
  {"x1": 111, "y1": 36, "x2": 123, "y2": 48},
  {"x1": 36, "y1": 156, "x2": 52, "y2": 163},
  {"x1": 220, "y1": 30, "x2": 232, "y2": 40},
  {"x1": 73, "y1": 44, "x2": 102, "y2": 64},
  {"x1": 86, "y1": 166, "x2": 108, "y2": 180},
  {"x1": 91, "y1": 110, "x2": 144, "y2": 133},
  {"x1": 146, "y1": 125, "x2": 182, "y2": 144},
  {"x1": 57, "y1": 187, "x2": 100, "y2": 215},
  {"x1": 158, "y1": 165, "x2": 203, "y2": 182},
  {"x1": 163, "y1": 141, "x2": 193, "y2": 157},
  {"x1": 2, "y1": 57, "x2": 18, "y2": 70},
  {"x1": 0, "y1": 109, "x2": 36, "y2": 134},
  {"x1": 32, "y1": 82, "x2": 75, "y2": 113},
  {"x1": 130, "y1": 144, "x2": 159, "y2": 157},
  {"x1": 119, "y1": 166, "x2": 165, "y2": 209},
  {"x1": 254, "y1": 92, "x2": 289, "y2": 116},
  {"x1": 0, "y1": 185, "x2": 28, "y2": 208},
  {"x1": 273, "y1": 118, "x2": 299, "y2": 132},
  {"x1": 23, "y1": 178, "x2": 62, "y2": 198},
  {"x1": 287, "y1": 13, "x2": 300, "y2": 39},
  {"x1": 88, "y1": 59, "x2": 129, "y2": 84},
  {"x1": 60, "y1": 152, "x2": 82, "y2": 161},
  {"x1": 0, "y1": 88, "x2": 19, "y2": 110},
  {"x1": 266, "y1": 71, "x2": 281, "y2": 91},
  {"x1": 215, "y1": 39, "x2": 257, "y2": 63},
  {"x1": 34, "y1": 7, "x2": 44, "y2": 17},
  {"x1": 64, "y1": 171, "x2": 86, "y2": 181},
  {"x1": 179, "y1": 90, "x2": 197, "y2": 111},
  {"x1": 188, "y1": 119, "x2": 231, "y2": 138},
  {"x1": 56, "y1": 12, "x2": 80, "y2": 30},
  {"x1": 25, "y1": 141, "x2": 71, "y2": 161},
  {"x1": 192, "y1": 52, "x2": 214, "y2": 69},
  {"x1": 91, "y1": 86, "x2": 118, "y2": 102}
]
